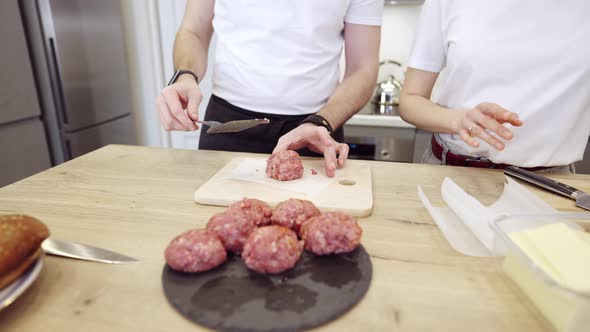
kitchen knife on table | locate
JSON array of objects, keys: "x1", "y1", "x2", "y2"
[
  {"x1": 42, "y1": 238, "x2": 139, "y2": 264},
  {"x1": 504, "y1": 166, "x2": 590, "y2": 211}
]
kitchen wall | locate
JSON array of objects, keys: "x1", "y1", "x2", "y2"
[
  {"x1": 377, "y1": 5, "x2": 422, "y2": 81},
  {"x1": 121, "y1": 0, "x2": 167, "y2": 147}
]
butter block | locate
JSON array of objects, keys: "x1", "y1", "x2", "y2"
[
  {"x1": 509, "y1": 230, "x2": 562, "y2": 283},
  {"x1": 502, "y1": 254, "x2": 589, "y2": 332},
  {"x1": 509, "y1": 223, "x2": 590, "y2": 293}
]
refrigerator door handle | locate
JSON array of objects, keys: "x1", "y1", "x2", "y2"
[
  {"x1": 38, "y1": 0, "x2": 69, "y2": 126},
  {"x1": 47, "y1": 37, "x2": 69, "y2": 125}
]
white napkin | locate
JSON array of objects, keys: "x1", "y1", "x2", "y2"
[{"x1": 419, "y1": 177, "x2": 557, "y2": 257}]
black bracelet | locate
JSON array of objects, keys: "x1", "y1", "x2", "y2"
[
  {"x1": 168, "y1": 69, "x2": 199, "y2": 86},
  {"x1": 300, "y1": 114, "x2": 335, "y2": 136}
]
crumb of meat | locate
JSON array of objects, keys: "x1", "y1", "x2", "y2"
[{"x1": 310, "y1": 169, "x2": 317, "y2": 175}]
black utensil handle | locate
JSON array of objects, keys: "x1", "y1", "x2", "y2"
[{"x1": 504, "y1": 166, "x2": 579, "y2": 199}]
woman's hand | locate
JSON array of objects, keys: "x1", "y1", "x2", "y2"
[{"x1": 453, "y1": 102, "x2": 523, "y2": 151}]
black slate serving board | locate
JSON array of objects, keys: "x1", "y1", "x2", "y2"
[{"x1": 162, "y1": 246, "x2": 372, "y2": 332}]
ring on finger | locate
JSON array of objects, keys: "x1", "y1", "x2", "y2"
[{"x1": 468, "y1": 124, "x2": 479, "y2": 137}]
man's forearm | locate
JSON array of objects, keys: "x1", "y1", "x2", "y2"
[
  {"x1": 317, "y1": 69, "x2": 376, "y2": 129},
  {"x1": 173, "y1": 28, "x2": 210, "y2": 81}
]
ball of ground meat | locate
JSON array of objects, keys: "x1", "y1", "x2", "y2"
[
  {"x1": 266, "y1": 150, "x2": 304, "y2": 181},
  {"x1": 242, "y1": 226, "x2": 303, "y2": 274},
  {"x1": 164, "y1": 229, "x2": 227, "y2": 273},
  {"x1": 227, "y1": 198, "x2": 273, "y2": 227},
  {"x1": 271, "y1": 199, "x2": 321, "y2": 234},
  {"x1": 206, "y1": 212, "x2": 256, "y2": 253},
  {"x1": 300, "y1": 212, "x2": 362, "y2": 255}
]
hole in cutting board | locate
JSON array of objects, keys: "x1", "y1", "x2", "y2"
[{"x1": 339, "y1": 179, "x2": 356, "y2": 186}]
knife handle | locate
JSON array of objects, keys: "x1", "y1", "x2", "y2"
[{"x1": 504, "y1": 166, "x2": 579, "y2": 200}]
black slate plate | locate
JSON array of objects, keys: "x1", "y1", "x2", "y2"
[{"x1": 162, "y1": 246, "x2": 372, "y2": 332}]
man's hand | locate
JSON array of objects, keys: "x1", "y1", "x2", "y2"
[
  {"x1": 453, "y1": 102, "x2": 523, "y2": 151},
  {"x1": 274, "y1": 124, "x2": 349, "y2": 178},
  {"x1": 156, "y1": 75, "x2": 202, "y2": 131}
]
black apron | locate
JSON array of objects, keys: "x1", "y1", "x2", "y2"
[{"x1": 199, "y1": 95, "x2": 344, "y2": 155}]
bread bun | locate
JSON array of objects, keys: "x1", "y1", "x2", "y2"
[{"x1": 0, "y1": 215, "x2": 49, "y2": 289}]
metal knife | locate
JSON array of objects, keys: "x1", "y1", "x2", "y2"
[
  {"x1": 195, "y1": 118, "x2": 270, "y2": 134},
  {"x1": 41, "y1": 238, "x2": 139, "y2": 264},
  {"x1": 505, "y1": 166, "x2": 590, "y2": 211}
]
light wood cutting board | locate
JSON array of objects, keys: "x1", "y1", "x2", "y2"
[{"x1": 194, "y1": 157, "x2": 373, "y2": 217}]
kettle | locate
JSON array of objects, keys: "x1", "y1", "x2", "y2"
[{"x1": 372, "y1": 60, "x2": 403, "y2": 115}]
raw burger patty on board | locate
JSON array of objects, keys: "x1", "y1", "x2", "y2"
[
  {"x1": 227, "y1": 198, "x2": 273, "y2": 227},
  {"x1": 266, "y1": 150, "x2": 304, "y2": 181},
  {"x1": 271, "y1": 199, "x2": 321, "y2": 234},
  {"x1": 300, "y1": 212, "x2": 362, "y2": 255},
  {"x1": 165, "y1": 229, "x2": 227, "y2": 273},
  {"x1": 242, "y1": 226, "x2": 303, "y2": 274},
  {"x1": 206, "y1": 212, "x2": 256, "y2": 254}
]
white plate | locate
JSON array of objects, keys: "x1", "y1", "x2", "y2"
[{"x1": 0, "y1": 254, "x2": 44, "y2": 311}]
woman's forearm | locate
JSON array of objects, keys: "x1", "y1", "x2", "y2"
[
  {"x1": 399, "y1": 93, "x2": 464, "y2": 134},
  {"x1": 399, "y1": 68, "x2": 464, "y2": 134}
]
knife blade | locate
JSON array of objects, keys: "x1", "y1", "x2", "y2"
[
  {"x1": 41, "y1": 238, "x2": 139, "y2": 264},
  {"x1": 504, "y1": 166, "x2": 590, "y2": 211},
  {"x1": 196, "y1": 118, "x2": 270, "y2": 134}
]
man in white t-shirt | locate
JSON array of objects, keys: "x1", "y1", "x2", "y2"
[
  {"x1": 157, "y1": 0, "x2": 383, "y2": 177},
  {"x1": 399, "y1": 0, "x2": 590, "y2": 172}
]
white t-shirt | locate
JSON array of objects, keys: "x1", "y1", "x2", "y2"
[
  {"x1": 212, "y1": 0, "x2": 383, "y2": 116},
  {"x1": 408, "y1": 0, "x2": 590, "y2": 167}
]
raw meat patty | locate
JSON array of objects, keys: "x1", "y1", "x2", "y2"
[
  {"x1": 227, "y1": 198, "x2": 273, "y2": 227},
  {"x1": 242, "y1": 226, "x2": 304, "y2": 274},
  {"x1": 271, "y1": 199, "x2": 321, "y2": 234},
  {"x1": 206, "y1": 212, "x2": 256, "y2": 253},
  {"x1": 266, "y1": 150, "x2": 304, "y2": 181},
  {"x1": 300, "y1": 212, "x2": 362, "y2": 255},
  {"x1": 165, "y1": 229, "x2": 227, "y2": 273}
]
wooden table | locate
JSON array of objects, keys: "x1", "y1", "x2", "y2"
[{"x1": 1, "y1": 145, "x2": 588, "y2": 332}]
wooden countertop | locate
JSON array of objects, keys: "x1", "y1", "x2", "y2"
[{"x1": 1, "y1": 145, "x2": 588, "y2": 332}]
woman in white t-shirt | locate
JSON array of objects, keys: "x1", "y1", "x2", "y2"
[{"x1": 399, "y1": 0, "x2": 590, "y2": 173}]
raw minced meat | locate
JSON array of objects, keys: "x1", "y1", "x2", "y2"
[
  {"x1": 271, "y1": 199, "x2": 321, "y2": 234},
  {"x1": 206, "y1": 211, "x2": 257, "y2": 253},
  {"x1": 164, "y1": 229, "x2": 227, "y2": 272},
  {"x1": 242, "y1": 225, "x2": 303, "y2": 274},
  {"x1": 300, "y1": 212, "x2": 362, "y2": 255},
  {"x1": 266, "y1": 150, "x2": 304, "y2": 181},
  {"x1": 227, "y1": 198, "x2": 273, "y2": 227}
]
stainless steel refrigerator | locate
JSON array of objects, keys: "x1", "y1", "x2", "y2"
[{"x1": 20, "y1": 0, "x2": 136, "y2": 165}]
